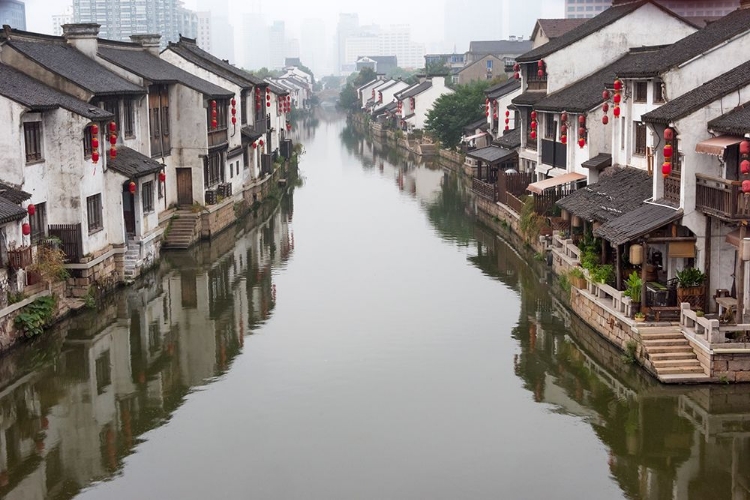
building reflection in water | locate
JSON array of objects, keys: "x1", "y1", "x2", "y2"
[
  {"x1": 0, "y1": 195, "x2": 293, "y2": 499},
  {"x1": 343, "y1": 122, "x2": 750, "y2": 500}
]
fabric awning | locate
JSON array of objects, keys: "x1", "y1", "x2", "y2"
[
  {"x1": 527, "y1": 172, "x2": 586, "y2": 194},
  {"x1": 463, "y1": 132, "x2": 487, "y2": 142},
  {"x1": 695, "y1": 135, "x2": 743, "y2": 155}
]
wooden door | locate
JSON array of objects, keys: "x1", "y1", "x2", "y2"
[
  {"x1": 176, "y1": 168, "x2": 192, "y2": 206},
  {"x1": 122, "y1": 186, "x2": 136, "y2": 236}
]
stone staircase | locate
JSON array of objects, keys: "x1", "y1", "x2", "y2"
[
  {"x1": 639, "y1": 326, "x2": 710, "y2": 382},
  {"x1": 123, "y1": 240, "x2": 140, "y2": 281},
  {"x1": 162, "y1": 211, "x2": 200, "y2": 250}
]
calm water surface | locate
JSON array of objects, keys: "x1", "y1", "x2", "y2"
[{"x1": 1, "y1": 113, "x2": 749, "y2": 500}]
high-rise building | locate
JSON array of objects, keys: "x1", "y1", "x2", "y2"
[
  {"x1": 343, "y1": 24, "x2": 425, "y2": 72},
  {"x1": 0, "y1": 0, "x2": 26, "y2": 30},
  {"x1": 72, "y1": 0, "x2": 196, "y2": 47},
  {"x1": 269, "y1": 21, "x2": 285, "y2": 70},
  {"x1": 196, "y1": 11, "x2": 211, "y2": 52},
  {"x1": 243, "y1": 12, "x2": 269, "y2": 70},
  {"x1": 196, "y1": 0, "x2": 233, "y2": 63},
  {"x1": 565, "y1": 0, "x2": 739, "y2": 19},
  {"x1": 52, "y1": 5, "x2": 73, "y2": 36},
  {"x1": 300, "y1": 18, "x2": 328, "y2": 76},
  {"x1": 336, "y1": 13, "x2": 359, "y2": 75}
]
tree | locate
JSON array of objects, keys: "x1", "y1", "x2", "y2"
[
  {"x1": 425, "y1": 80, "x2": 492, "y2": 149},
  {"x1": 425, "y1": 59, "x2": 450, "y2": 77},
  {"x1": 251, "y1": 67, "x2": 282, "y2": 79},
  {"x1": 338, "y1": 83, "x2": 359, "y2": 111},
  {"x1": 348, "y1": 67, "x2": 377, "y2": 88},
  {"x1": 387, "y1": 67, "x2": 418, "y2": 85}
]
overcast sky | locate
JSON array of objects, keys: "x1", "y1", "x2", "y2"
[{"x1": 24, "y1": 0, "x2": 565, "y2": 46}]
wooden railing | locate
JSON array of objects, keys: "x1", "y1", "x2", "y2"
[
  {"x1": 7, "y1": 246, "x2": 32, "y2": 270},
  {"x1": 472, "y1": 178, "x2": 496, "y2": 202},
  {"x1": 208, "y1": 128, "x2": 228, "y2": 147},
  {"x1": 664, "y1": 173, "x2": 681, "y2": 204},
  {"x1": 48, "y1": 223, "x2": 83, "y2": 263},
  {"x1": 506, "y1": 193, "x2": 525, "y2": 214},
  {"x1": 695, "y1": 174, "x2": 750, "y2": 220}
]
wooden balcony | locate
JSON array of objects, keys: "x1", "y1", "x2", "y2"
[
  {"x1": 8, "y1": 246, "x2": 32, "y2": 270},
  {"x1": 208, "y1": 128, "x2": 228, "y2": 148},
  {"x1": 695, "y1": 174, "x2": 750, "y2": 220}
]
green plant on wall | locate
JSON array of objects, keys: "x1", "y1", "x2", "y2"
[
  {"x1": 676, "y1": 267, "x2": 705, "y2": 288},
  {"x1": 591, "y1": 264, "x2": 615, "y2": 286},
  {"x1": 14, "y1": 295, "x2": 56, "y2": 338}
]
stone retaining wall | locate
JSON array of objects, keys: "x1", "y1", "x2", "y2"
[{"x1": 710, "y1": 352, "x2": 750, "y2": 382}]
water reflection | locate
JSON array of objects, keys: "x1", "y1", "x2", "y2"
[
  {"x1": 0, "y1": 196, "x2": 294, "y2": 499},
  {"x1": 343, "y1": 122, "x2": 750, "y2": 500}
]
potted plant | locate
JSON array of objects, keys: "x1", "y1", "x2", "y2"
[
  {"x1": 634, "y1": 312, "x2": 646, "y2": 322},
  {"x1": 676, "y1": 267, "x2": 706, "y2": 310},
  {"x1": 569, "y1": 267, "x2": 587, "y2": 289},
  {"x1": 623, "y1": 271, "x2": 642, "y2": 316}
]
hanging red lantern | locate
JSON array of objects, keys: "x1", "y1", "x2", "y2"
[
  {"x1": 578, "y1": 115, "x2": 585, "y2": 125},
  {"x1": 662, "y1": 162, "x2": 671, "y2": 178},
  {"x1": 513, "y1": 63, "x2": 520, "y2": 71},
  {"x1": 485, "y1": 111, "x2": 489, "y2": 117},
  {"x1": 252, "y1": 142, "x2": 257, "y2": 149},
  {"x1": 110, "y1": 147, "x2": 117, "y2": 159},
  {"x1": 530, "y1": 111, "x2": 537, "y2": 120},
  {"x1": 560, "y1": 112, "x2": 568, "y2": 123},
  {"x1": 739, "y1": 140, "x2": 750, "y2": 155},
  {"x1": 109, "y1": 134, "x2": 117, "y2": 146},
  {"x1": 505, "y1": 110, "x2": 510, "y2": 117},
  {"x1": 505, "y1": 118, "x2": 509, "y2": 125},
  {"x1": 530, "y1": 130, "x2": 537, "y2": 140},
  {"x1": 91, "y1": 123, "x2": 99, "y2": 136},
  {"x1": 231, "y1": 98, "x2": 236, "y2": 107},
  {"x1": 22, "y1": 223, "x2": 30, "y2": 236},
  {"x1": 664, "y1": 144, "x2": 673, "y2": 159},
  {"x1": 613, "y1": 106, "x2": 621, "y2": 117},
  {"x1": 561, "y1": 124, "x2": 567, "y2": 134},
  {"x1": 211, "y1": 100, "x2": 217, "y2": 109},
  {"x1": 211, "y1": 109, "x2": 217, "y2": 119},
  {"x1": 211, "y1": 118, "x2": 218, "y2": 128},
  {"x1": 614, "y1": 79, "x2": 622, "y2": 91},
  {"x1": 537, "y1": 60, "x2": 544, "y2": 68},
  {"x1": 531, "y1": 121, "x2": 537, "y2": 130},
  {"x1": 231, "y1": 108, "x2": 237, "y2": 116},
  {"x1": 537, "y1": 69, "x2": 544, "y2": 78},
  {"x1": 159, "y1": 171, "x2": 166, "y2": 182},
  {"x1": 505, "y1": 125, "x2": 510, "y2": 131},
  {"x1": 92, "y1": 137, "x2": 99, "y2": 149},
  {"x1": 602, "y1": 115, "x2": 609, "y2": 125},
  {"x1": 493, "y1": 113, "x2": 498, "y2": 119},
  {"x1": 27, "y1": 203, "x2": 35, "y2": 216},
  {"x1": 266, "y1": 102, "x2": 271, "y2": 107},
  {"x1": 602, "y1": 90, "x2": 610, "y2": 100},
  {"x1": 742, "y1": 159, "x2": 750, "y2": 175},
  {"x1": 614, "y1": 93, "x2": 622, "y2": 105},
  {"x1": 664, "y1": 128, "x2": 674, "y2": 141},
  {"x1": 129, "y1": 181, "x2": 136, "y2": 194},
  {"x1": 92, "y1": 150, "x2": 99, "y2": 163},
  {"x1": 108, "y1": 121, "x2": 116, "y2": 133},
  {"x1": 259, "y1": 139, "x2": 264, "y2": 147},
  {"x1": 602, "y1": 103, "x2": 609, "y2": 113},
  {"x1": 514, "y1": 72, "x2": 519, "y2": 79},
  {"x1": 743, "y1": 179, "x2": 750, "y2": 194},
  {"x1": 578, "y1": 137, "x2": 585, "y2": 148},
  {"x1": 232, "y1": 116, "x2": 237, "y2": 125},
  {"x1": 561, "y1": 135, "x2": 567, "y2": 145}
]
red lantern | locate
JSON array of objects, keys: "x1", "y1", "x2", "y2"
[
  {"x1": 602, "y1": 115, "x2": 609, "y2": 125},
  {"x1": 22, "y1": 223, "x2": 30, "y2": 236},
  {"x1": 742, "y1": 159, "x2": 750, "y2": 175},
  {"x1": 664, "y1": 144, "x2": 673, "y2": 159},
  {"x1": 662, "y1": 162, "x2": 671, "y2": 178},
  {"x1": 108, "y1": 121, "x2": 116, "y2": 133},
  {"x1": 530, "y1": 111, "x2": 537, "y2": 120},
  {"x1": 493, "y1": 113, "x2": 498, "y2": 119},
  {"x1": 110, "y1": 147, "x2": 117, "y2": 159},
  {"x1": 92, "y1": 137, "x2": 99, "y2": 149},
  {"x1": 537, "y1": 69, "x2": 544, "y2": 78},
  {"x1": 561, "y1": 135, "x2": 567, "y2": 145},
  {"x1": 505, "y1": 110, "x2": 510, "y2": 117},
  {"x1": 211, "y1": 100, "x2": 217, "y2": 109},
  {"x1": 252, "y1": 142, "x2": 257, "y2": 149},
  {"x1": 530, "y1": 130, "x2": 537, "y2": 140},
  {"x1": 505, "y1": 118, "x2": 509, "y2": 125},
  {"x1": 613, "y1": 93, "x2": 622, "y2": 104},
  {"x1": 561, "y1": 124, "x2": 567, "y2": 134},
  {"x1": 531, "y1": 121, "x2": 537, "y2": 130},
  {"x1": 664, "y1": 128, "x2": 674, "y2": 141},
  {"x1": 578, "y1": 115, "x2": 585, "y2": 125},
  {"x1": 211, "y1": 118, "x2": 218, "y2": 128},
  {"x1": 505, "y1": 125, "x2": 510, "y2": 131},
  {"x1": 513, "y1": 63, "x2": 520, "y2": 71},
  {"x1": 259, "y1": 139, "x2": 264, "y2": 147},
  {"x1": 159, "y1": 171, "x2": 166, "y2": 182},
  {"x1": 92, "y1": 150, "x2": 99, "y2": 163},
  {"x1": 211, "y1": 109, "x2": 217, "y2": 119},
  {"x1": 602, "y1": 103, "x2": 609, "y2": 113},
  {"x1": 514, "y1": 72, "x2": 519, "y2": 79},
  {"x1": 578, "y1": 137, "x2": 585, "y2": 148},
  {"x1": 109, "y1": 134, "x2": 117, "y2": 145},
  {"x1": 232, "y1": 116, "x2": 237, "y2": 125},
  {"x1": 27, "y1": 203, "x2": 35, "y2": 216},
  {"x1": 537, "y1": 60, "x2": 544, "y2": 68},
  {"x1": 91, "y1": 123, "x2": 99, "y2": 136},
  {"x1": 602, "y1": 90, "x2": 610, "y2": 100},
  {"x1": 129, "y1": 181, "x2": 136, "y2": 194},
  {"x1": 613, "y1": 106, "x2": 621, "y2": 117},
  {"x1": 231, "y1": 108, "x2": 236, "y2": 116},
  {"x1": 231, "y1": 98, "x2": 236, "y2": 106},
  {"x1": 614, "y1": 79, "x2": 622, "y2": 91},
  {"x1": 578, "y1": 127, "x2": 585, "y2": 136},
  {"x1": 485, "y1": 111, "x2": 489, "y2": 117},
  {"x1": 743, "y1": 179, "x2": 750, "y2": 194},
  {"x1": 561, "y1": 112, "x2": 568, "y2": 123},
  {"x1": 740, "y1": 140, "x2": 750, "y2": 155},
  {"x1": 267, "y1": 102, "x2": 271, "y2": 107}
]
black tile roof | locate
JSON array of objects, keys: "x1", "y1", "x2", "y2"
[
  {"x1": 493, "y1": 128, "x2": 521, "y2": 149},
  {"x1": 517, "y1": 1, "x2": 684, "y2": 63},
  {"x1": 556, "y1": 166, "x2": 651, "y2": 223},
  {"x1": 166, "y1": 38, "x2": 264, "y2": 89},
  {"x1": 98, "y1": 46, "x2": 232, "y2": 98},
  {"x1": 375, "y1": 80, "x2": 399, "y2": 92},
  {"x1": 0, "y1": 182, "x2": 31, "y2": 204},
  {"x1": 241, "y1": 125, "x2": 263, "y2": 142},
  {"x1": 486, "y1": 79, "x2": 521, "y2": 99},
  {"x1": 617, "y1": 8, "x2": 750, "y2": 78},
  {"x1": 0, "y1": 197, "x2": 26, "y2": 225},
  {"x1": 264, "y1": 80, "x2": 289, "y2": 95},
  {"x1": 594, "y1": 202, "x2": 682, "y2": 245},
  {"x1": 532, "y1": 19, "x2": 589, "y2": 40},
  {"x1": 534, "y1": 48, "x2": 659, "y2": 113},
  {"x1": 642, "y1": 59, "x2": 750, "y2": 124},
  {"x1": 463, "y1": 118, "x2": 488, "y2": 133},
  {"x1": 511, "y1": 91, "x2": 547, "y2": 107},
  {"x1": 581, "y1": 153, "x2": 612, "y2": 170},
  {"x1": 2, "y1": 35, "x2": 145, "y2": 96},
  {"x1": 0, "y1": 64, "x2": 113, "y2": 120},
  {"x1": 708, "y1": 102, "x2": 750, "y2": 136},
  {"x1": 107, "y1": 146, "x2": 163, "y2": 178},
  {"x1": 398, "y1": 81, "x2": 432, "y2": 99},
  {"x1": 466, "y1": 146, "x2": 515, "y2": 164}
]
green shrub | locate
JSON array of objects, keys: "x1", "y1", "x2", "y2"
[
  {"x1": 14, "y1": 295, "x2": 56, "y2": 338},
  {"x1": 676, "y1": 267, "x2": 705, "y2": 288},
  {"x1": 624, "y1": 271, "x2": 642, "y2": 302}
]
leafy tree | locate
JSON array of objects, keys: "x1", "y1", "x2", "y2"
[
  {"x1": 425, "y1": 59, "x2": 450, "y2": 76},
  {"x1": 338, "y1": 83, "x2": 359, "y2": 111},
  {"x1": 425, "y1": 80, "x2": 492, "y2": 149},
  {"x1": 347, "y1": 67, "x2": 377, "y2": 87},
  {"x1": 251, "y1": 67, "x2": 282, "y2": 79},
  {"x1": 387, "y1": 66, "x2": 418, "y2": 85}
]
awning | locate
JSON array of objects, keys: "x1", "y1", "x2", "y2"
[
  {"x1": 463, "y1": 132, "x2": 487, "y2": 142},
  {"x1": 695, "y1": 135, "x2": 743, "y2": 156},
  {"x1": 466, "y1": 146, "x2": 514, "y2": 164},
  {"x1": 527, "y1": 172, "x2": 586, "y2": 195},
  {"x1": 725, "y1": 227, "x2": 750, "y2": 248}
]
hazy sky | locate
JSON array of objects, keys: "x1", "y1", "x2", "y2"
[{"x1": 24, "y1": 0, "x2": 564, "y2": 46}]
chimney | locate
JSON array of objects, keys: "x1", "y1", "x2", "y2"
[
  {"x1": 62, "y1": 23, "x2": 100, "y2": 58},
  {"x1": 130, "y1": 34, "x2": 162, "y2": 55}
]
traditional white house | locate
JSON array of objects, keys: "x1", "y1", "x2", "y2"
[
  {"x1": 370, "y1": 79, "x2": 409, "y2": 117},
  {"x1": 485, "y1": 79, "x2": 522, "y2": 138},
  {"x1": 394, "y1": 76, "x2": 453, "y2": 131},
  {"x1": 357, "y1": 77, "x2": 385, "y2": 109}
]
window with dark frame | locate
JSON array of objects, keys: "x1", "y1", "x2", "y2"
[
  {"x1": 83, "y1": 125, "x2": 93, "y2": 157},
  {"x1": 86, "y1": 194, "x2": 103, "y2": 233},
  {"x1": 24, "y1": 122, "x2": 43, "y2": 163},
  {"x1": 653, "y1": 80, "x2": 664, "y2": 103},
  {"x1": 635, "y1": 81, "x2": 648, "y2": 103},
  {"x1": 102, "y1": 100, "x2": 120, "y2": 131},
  {"x1": 95, "y1": 350, "x2": 111, "y2": 394},
  {"x1": 634, "y1": 121, "x2": 647, "y2": 155},
  {"x1": 204, "y1": 151, "x2": 224, "y2": 188},
  {"x1": 241, "y1": 91, "x2": 248, "y2": 125},
  {"x1": 148, "y1": 85, "x2": 171, "y2": 158},
  {"x1": 29, "y1": 202, "x2": 46, "y2": 244},
  {"x1": 142, "y1": 181, "x2": 154, "y2": 213},
  {"x1": 545, "y1": 115, "x2": 557, "y2": 140},
  {"x1": 207, "y1": 100, "x2": 229, "y2": 130},
  {"x1": 124, "y1": 99, "x2": 135, "y2": 137}
]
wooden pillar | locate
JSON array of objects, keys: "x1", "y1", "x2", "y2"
[
  {"x1": 705, "y1": 217, "x2": 712, "y2": 312},
  {"x1": 738, "y1": 224, "x2": 746, "y2": 322},
  {"x1": 601, "y1": 237, "x2": 607, "y2": 266},
  {"x1": 616, "y1": 245, "x2": 622, "y2": 290},
  {"x1": 641, "y1": 241, "x2": 648, "y2": 311}
]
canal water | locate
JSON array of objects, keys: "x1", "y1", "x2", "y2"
[{"x1": 1, "y1": 113, "x2": 750, "y2": 499}]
